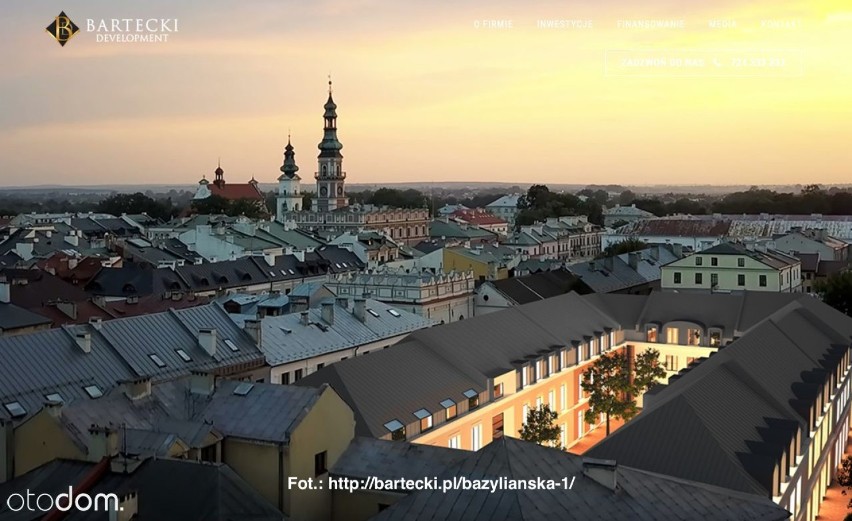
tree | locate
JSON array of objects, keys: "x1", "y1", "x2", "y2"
[
  {"x1": 519, "y1": 404, "x2": 561, "y2": 448},
  {"x1": 618, "y1": 190, "x2": 635, "y2": 205},
  {"x1": 598, "y1": 238, "x2": 647, "y2": 258},
  {"x1": 96, "y1": 192, "x2": 173, "y2": 220},
  {"x1": 815, "y1": 272, "x2": 852, "y2": 316},
  {"x1": 582, "y1": 348, "x2": 666, "y2": 435},
  {"x1": 837, "y1": 454, "x2": 852, "y2": 508}
]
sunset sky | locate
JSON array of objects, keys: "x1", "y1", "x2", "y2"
[{"x1": 0, "y1": 0, "x2": 850, "y2": 188}]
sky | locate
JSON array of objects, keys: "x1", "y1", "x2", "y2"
[{"x1": 0, "y1": 0, "x2": 850, "y2": 188}]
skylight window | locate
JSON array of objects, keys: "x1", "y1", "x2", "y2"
[
  {"x1": 440, "y1": 399, "x2": 456, "y2": 409},
  {"x1": 4, "y1": 401, "x2": 26, "y2": 418},
  {"x1": 149, "y1": 354, "x2": 167, "y2": 368},
  {"x1": 413, "y1": 409, "x2": 431, "y2": 420},
  {"x1": 367, "y1": 309, "x2": 380, "y2": 318},
  {"x1": 175, "y1": 349, "x2": 192, "y2": 362},
  {"x1": 83, "y1": 385, "x2": 103, "y2": 399},
  {"x1": 342, "y1": 262, "x2": 348, "y2": 267},
  {"x1": 384, "y1": 419, "x2": 404, "y2": 432},
  {"x1": 288, "y1": 269, "x2": 295, "y2": 275},
  {"x1": 224, "y1": 339, "x2": 240, "y2": 352},
  {"x1": 233, "y1": 382, "x2": 254, "y2": 396},
  {"x1": 463, "y1": 389, "x2": 478, "y2": 399},
  {"x1": 280, "y1": 270, "x2": 288, "y2": 276},
  {"x1": 335, "y1": 263, "x2": 341, "y2": 268},
  {"x1": 45, "y1": 393, "x2": 63, "y2": 403},
  {"x1": 387, "y1": 309, "x2": 401, "y2": 317}
]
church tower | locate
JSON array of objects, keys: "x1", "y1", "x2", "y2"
[
  {"x1": 276, "y1": 135, "x2": 302, "y2": 221},
  {"x1": 312, "y1": 79, "x2": 349, "y2": 211}
]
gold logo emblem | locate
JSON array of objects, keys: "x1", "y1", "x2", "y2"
[{"x1": 46, "y1": 11, "x2": 80, "y2": 47}]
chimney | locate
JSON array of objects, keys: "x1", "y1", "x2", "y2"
[
  {"x1": 122, "y1": 377, "x2": 152, "y2": 401},
  {"x1": 244, "y1": 319, "x2": 262, "y2": 346},
  {"x1": 649, "y1": 245, "x2": 660, "y2": 260},
  {"x1": 263, "y1": 252, "x2": 276, "y2": 267},
  {"x1": 88, "y1": 317, "x2": 103, "y2": 331},
  {"x1": 109, "y1": 492, "x2": 138, "y2": 521},
  {"x1": 627, "y1": 252, "x2": 640, "y2": 270},
  {"x1": 65, "y1": 234, "x2": 79, "y2": 246},
  {"x1": 583, "y1": 458, "x2": 618, "y2": 491},
  {"x1": 44, "y1": 400, "x2": 63, "y2": 419},
  {"x1": 0, "y1": 280, "x2": 9, "y2": 304},
  {"x1": 321, "y1": 301, "x2": 335, "y2": 325},
  {"x1": 87, "y1": 425, "x2": 119, "y2": 461},
  {"x1": 603, "y1": 256, "x2": 614, "y2": 272},
  {"x1": 75, "y1": 332, "x2": 92, "y2": 354},
  {"x1": 336, "y1": 296, "x2": 349, "y2": 309},
  {"x1": 190, "y1": 371, "x2": 215, "y2": 396},
  {"x1": 300, "y1": 311, "x2": 310, "y2": 326},
  {"x1": 293, "y1": 250, "x2": 305, "y2": 262},
  {"x1": 671, "y1": 243, "x2": 683, "y2": 258},
  {"x1": 197, "y1": 328, "x2": 217, "y2": 356},
  {"x1": 353, "y1": 297, "x2": 366, "y2": 323}
]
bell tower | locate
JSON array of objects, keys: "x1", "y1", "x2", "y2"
[
  {"x1": 276, "y1": 134, "x2": 302, "y2": 221},
  {"x1": 313, "y1": 78, "x2": 349, "y2": 211}
]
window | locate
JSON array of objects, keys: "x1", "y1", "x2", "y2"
[
  {"x1": 687, "y1": 328, "x2": 701, "y2": 346},
  {"x1": 4, "y1": 401, "x2": 26, "y2": 418},
  {"x1": 578, "y1": 411, "x2": 585, "y2": 436},
  {"x1": 471, "y1": 424, "x2": 482, "y2": 451},
  {"x1": 448, "y1": 435, "x2": 461, "y2": 449},
  {"x1": 666, "y1": 327, "x2": 679, "y2": 344},
  {"x1": 578, "y1": 373, "x2": 584, "y2": 400},
  {"x1": 441, "y1": 399, "x2": 457, "y2": 420},
  {"x1": 549, "y1": 390, "x2": 555, "y2": 409},
  {"x1": 233, "y1": 382, "x2": 254, "y2": 396},
  {"x1": 646, "y1": 326, "x2": 658, "y2": 342},
  {"x1": 695, "y1": 256, "x2": 703, "y2": 266},
  {"x1": 414, "y1": 409, "x2": 432, "y2": 432},
  {"x1": 738, "y1": 258, "x2": 745, "y2": 267},
  {"x1": 560, "y1": 424, "x2": 567, "y2": 449},
  {"x1": 709, "y1": 331, "x2": 721, "y2": 347},
  {"x1": 694, "y1": 273, "x2": 702, "y2": 284},
  {"x1": 665, "y1": 355, "x2": 677, "y2": 371},
  {"x1": 294, "y1": 369, "x2": 303, "y2": 381},
  {"x1": 759, "y1": 275, "x2": 767, "y2": 287},
  {"x1": 492, "y1": 413, "x2": 504, "y2": 439},
  {"x1": 674, "y1": 272, "x2": 682, "y2": 284},
  {"x1": 45, "y1": 393, "x2": 63, "y2": 403},
  {"x1": 521, "y1": 365, "x2": 529, "y2": 388},
  {"x1": 738, "y1": 274, "x2": 745, "y2": 286},
  {"x1": 315, "y1": 451, "x2": 328, "y2": 476},
  {"x1": 83, "y1": 385, "x2": 103, "y2": 399},
  {"x1": 387, "y1": 309, "x2": 401, "y2": 317},
  {"x1": 384, "y1": 420, "x2": 406, "y2": 441},
  {"x1": 175, "y1": 349, "x2": 192, "y2": 362},
  {"x1": 367, "y1": 308, "x2": 381, "y2": 318},
  {"x1": 281, "y1": 372, "x2": 290, "y2": 385},
  {"x1": 535, "y1": 396, "x2": 543, "y2": 409},
  {"x1": 711, "y1": 257, "x2": 718, "y2": 266},
  {"x1": 560, "y1": 384, "x2": 567, "y2": 412},
  {"x1": 224, "y1": 339, "x2": 239, "y2": 352},
  {"x1": 317, "y1": 363, "x2": 325, "y2": 370},
  {"x1": 464, "y1": 389, "x2": 479, "y2": 409},
  {"x1": 149, "y1": 353, "x2": 167, "y2": 368},
  {"x1": 494, "y1": 383, "x2": 503, "y2": 399},
  {"x1": 711, "y1": 273, "x2": 718, "y2": 287},
  {"x1": 522, "y1": 404, "x2": 530, "y2": 425}
]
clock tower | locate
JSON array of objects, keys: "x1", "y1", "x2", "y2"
[{"x1": 312, "y1": 79, "x2": 349, "y2": 212}]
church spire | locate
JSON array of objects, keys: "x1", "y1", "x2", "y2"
[
  {"x1": 318, "y1": 77, "x2": 342, "y2": 159},
  {"x1": 279, "y1": 134, "x2": 300, "y2": 180}
]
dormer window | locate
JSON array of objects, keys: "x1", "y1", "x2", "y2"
[
  {"x1": 646, "y1": 326, "x2": 658, "y2": 342},
  {"x1": 441, "y1": 399, "x2": 457, "y2": 420},
  {"x1": 4, "y1": 401, "x2": 26, "y2": 418},
  {"x1": 414, "y1": 409, "x2": 432, "y2": 432},
  {"x1": 384, "y1": 419, "x2": 406, "y2": 441},
  {"x1": 464, "y1": 389, "x2": 480, "y2": 410}
]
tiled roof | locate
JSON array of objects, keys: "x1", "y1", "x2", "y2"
[
  {"x1": 207, "y1": 181, "x2": 265, "y2": 201},
  {"x1": 372, "y1": 437, "x2": 787, "y2": 521},
  {"x1": 450, "y1": 210, "x2": 507, "y2": 226}
]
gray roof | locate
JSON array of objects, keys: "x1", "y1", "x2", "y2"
[
  {"x1": 489, "y1": 269, "x2": 589, "y2": 305},
  {"x1": 0, "y1": 302, "x2": 51, "y2": 330},
  {"x1": 372, "y1": 437, "x2": 788, "y2": 521},
  {"x1": 249, "y1": 298, "x2": 435, "y2": 366},
  {"x1": 587, "y1": 297, "x2": 852, "y2": 497},
  {"x1": 0, "y1": 458, "x2": 283, "y2": 521},
  {"x1": 0, "y1": 303, "x2": 264, "y2": 423},
  {"x1": 430, "y1": 219, "x2": 498, "y2": 240},
  {"x1": 692, "y1": 242, "x2": 801, "y2": 269},
  {"x1": 297, "y1": 292, "x2": 620, "y2": 438},
  {"x1": 332, "y1": 436, "x2": 466, "y2": 482},
  {"x1": 567, "y1": 245, "x2": 680, "y2": 293},
  {"x1": 154, "y1": 379, "x2": 323, "y2": 444},
  {"x1": 485, "y1": 194, "x2": 520, "y2": 208}
]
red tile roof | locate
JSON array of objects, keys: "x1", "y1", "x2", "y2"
[
  {"x1": 450, "y1": 209, "x2": 507, "y2": 226},
  {"x1": 207, "y1": 181, "x2": 264, "y2": 201}
]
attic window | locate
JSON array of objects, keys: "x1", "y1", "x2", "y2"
[
  {"x1": 388, "y1": 309, "x2": 401, "y2": 317},
  {"x1": 335, "y1": 263, "x2": 341, "y2": 268},
  {"x1": 224, "y1": 339, "x2": 240, "y2": 352},
  {"x1": 280, "y1": 270, "x2": 289, "y2": 276},
  {"x1": 4, "y1": 401, "x2": 26, "y2": 418},
  {"x1": 288, "y1": 269, "x2": 296, "y2": 275},
  {"x1": 175, "y1": 349, "x2": 192, "y2": 362},
  {"x1": 384, "y1": 420, "x2": 406, "y2": 441},
  {"x1": 413, "y1": 409, "x2": 433, "y2": 431},
  {"x1": 342, "y1": 262, "x2": 348, "y2": 267},
  {"x1": 83, "y1": 385, "x2": 103, "y2": 399},
  {"x1": 464, "y1": 389, "x2": 480, "y2": 409},
  {"x1": 367, "y1": 309, "x2": 380, "y2": 318},
  {"x1": 269, "y1": 271, "x2": 276, "y2": 277},
  {"x1": 441, "y1": 399, "x2": 457, "y2": 420},
  {"x1": 233, "y1": 382, "x2": 254, "y2": 396},
  {"x1": 45, "y1": 393, "x2": 64, "y2": 403},
  {"x1": 149, "y1": 354, "x2": 167, "y2": 368}
]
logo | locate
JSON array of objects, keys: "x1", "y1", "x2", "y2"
[{"x1": 46, "y1": 11, "x2": 80, "y2": 47}]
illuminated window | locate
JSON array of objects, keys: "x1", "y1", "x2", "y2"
[
  {"x1": 666, "y1": 327, "x2": 679, "y2": 344},
  {"x1": 646, "y1": 326, "x2": 658, "y2": 342}
]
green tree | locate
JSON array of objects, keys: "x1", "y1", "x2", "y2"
[
  {"x1": 598, "y1": 238, "x2": 647, "y2": 258},
  {"x1": 815, "y1": 272, "x2": 852, "y2": 316},
  {"x1": 837, "y1": 454, "x2": 852, "y2": 508},
  {"x1": 96, "y1": 192, "x2": 173, "y2": 220},
  {"x1": 618, "y1": 190, "x2": 635, "y2": 205},
  {"x1": 191, "y1": 194, "x2": 230, "y2": 215},
  {"x1": 519, "y1": 404, "x2": 562, "y2": 448},
  {"x1": 582, "y1": 348, "x2": 665, "y2": 435}
]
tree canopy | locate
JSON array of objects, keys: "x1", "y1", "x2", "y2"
[
  {"x1": 519, "y1": 404, "x2": 562, "y2": 448},
  {"x1": 815, "y1": 272, "x2": 852, "y2": 317},
  {"x1": 516, "y1": 184, "x2": 603, "y2": 227},
  {"x1": 95, "y1": 192, "x2": 175, "y2": 220}
]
